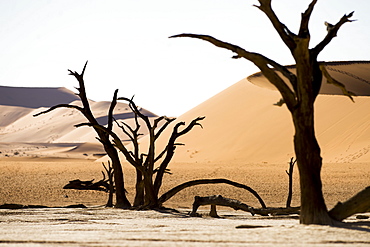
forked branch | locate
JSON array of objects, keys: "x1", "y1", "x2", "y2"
[
  {"x1": 312, "y1": 11, "x2": 355, "y2": 56},
  {"x1": 254, "y1": 0, "x2": 296, "y2": 49},
  {"x1": 298, "y1": 0, "x2": 318, "y2": 37}
]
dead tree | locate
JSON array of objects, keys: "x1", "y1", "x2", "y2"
[
  {"x1": 102, "y1": 161, "x2": 115, "y2": 207},
  {"x1": 88, "y1": 97, "x2": 205, "y2": 209},
  {"x1": 34, "y1": 62, "x2": 131, "y2": 208},
  {"x1": 286, "y1": 158, "x2": 296, "y2": 208},
  {"x1": 170, "y1": 0, "x2": 360, "y2": 225}
]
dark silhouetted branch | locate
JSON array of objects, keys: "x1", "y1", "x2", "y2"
[
  {"x1": 158, "y1": 178, "x2": 266, "y2": 209},
  {"x1": 190, "y1": 195, "x2": 300, "y2": 217},
  {"x1": 329, "y1": 186, "x2": 370, "y2": 221}
]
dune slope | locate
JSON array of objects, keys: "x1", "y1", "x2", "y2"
[{"x1": 114, "y1": 74, "x2": 370, "y2": 164}]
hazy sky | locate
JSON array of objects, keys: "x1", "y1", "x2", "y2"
[{"x1": 1, "y1": 0, "x2": 369, "y2": 116}]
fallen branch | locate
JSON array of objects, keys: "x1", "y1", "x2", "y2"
[
  {"x1": 63, "y1": 179, "x2": 110, "y2": 192},
  {"x1": 190, "y1": 195, "x2": 300, "y2": 217},
  {"x1": 159, "y1": 178, "x2": 266, "y2": 208},
  {"x1": 329, "y1": 186, "x2": 370, "y2": 221}
]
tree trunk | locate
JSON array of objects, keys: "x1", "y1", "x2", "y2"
[
  {"x1": 285, "y1": 158, "x2": 295, "y2": 208},
  {"x1": 143, "y1": 171, "x2": 159, "y2": 208},
  {"x1": 293, "y1": 109, "x2": 335, "y2": 225},
  {"x1": 133, "y1": 169, "x2": 144, "y2": 207},
  {"x1": 104, "y1": 145, "x2": 131, "y2": 209}
]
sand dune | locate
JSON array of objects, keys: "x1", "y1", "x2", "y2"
[
  {"x1": 0, "y1": 86, "x2": 159, "y2": 156},
  {"x1": 96, "y1": 61, "x2": 370, "y2": 164},
  {"x1": 112, "y1": 82, "x2": 369, "y2": 164},
  {"x1": 0, "y1": 105, "x2": 34, "y2": 127},
  {"x1": 1, "y1": 61, "x2": 370, "y2": 164},
  {"x1": 0, "y1": 86, "x2": 79, "y2": 108},
  {"x1": 0, "y1": 65, "x2": 369, "y2": 245}
]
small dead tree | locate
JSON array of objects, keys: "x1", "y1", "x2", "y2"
[
  {"x1": 286, "y1": 158, "x2": 296, "y2": 208},
  {"x1": 89, "y1": 97, "x2": 205, "y2": 209},
  {"x1": 102, "y1": 161, "x2": 115, "y2": 207}
]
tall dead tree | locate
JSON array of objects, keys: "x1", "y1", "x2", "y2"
[
  {"x1": 171, "y1": 0, "x2": 358, "y2": 224},
  {"x1": 34, "y1": 62, "x2": 131, "y2": 208}
]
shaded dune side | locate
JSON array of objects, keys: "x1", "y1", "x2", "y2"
[{"x1": 0, "y1": 86, "x2": 79, "y2": 108}]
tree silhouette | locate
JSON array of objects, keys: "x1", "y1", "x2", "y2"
[
  {"x1": 35, "y1": 62, "x2": 272, "y2": 210},
  {"x1": 89, "y1": 97, "x2": 205, "y2": 209},
  {"x1": 170, "y1": 0, "x2": 359, "y2": 224}
]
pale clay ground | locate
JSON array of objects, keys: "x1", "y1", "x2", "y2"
[{"x1": 0, "y1": 158, "x2": 369, "y2": 246}]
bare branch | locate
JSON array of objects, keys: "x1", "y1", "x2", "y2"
[
  {"x1": 107, "y1": 89, "x2": 118, "y2": 131},
  {"x1": 33, "y1": 104, "x2": 83, "y2": 117},
  {"x1": 298, "y1": 0, "x2": 318, "y2": 37},
  {"x1": 154, "y1": 147, "x2": 168, "y2": 163},
  {"x1": 176, "y1": 116, "x2": 205, "y2": 137},
  {"x1": 155, "y1": 117, "x2": 176, "y2": 140},
  {"x1": 118, "y1": 96, "x2": 152, "y2": 129},
  {"x1": 81, "y1": 60, "x2": 88, "y2": 77},
  {"x1": 312, "y1": 11, "x2": 355, "y2": 56},
  {"x1": 254, "y1": 0, "x2": 296, "y2": 49},
  {"x1": 153, "y1": 117, "x2": 205, "y2": 194},
  {"x1": 88, "y1": 124, "x2": 139, "y2": 167},
  {"x1": 74, "y1": 122, "x2": 91, "y2": 128},
  {"x1": 67, "y1": 61, "x2": 94, "y2": 116},
  {"x1": 114, "y1": 119, "x2": 136, "y2": 143}
]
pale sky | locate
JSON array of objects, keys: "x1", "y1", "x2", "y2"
[{"x1": 1, "y1": 0, "x2": 369, "y2": 116}]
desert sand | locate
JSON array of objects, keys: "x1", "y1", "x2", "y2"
[
  {"x1": 0, "y1": 158, "x2": 369, "y2": 246},
  {"x1": 0, "y1": 61, "x2": 370, "y2": 245},
  {"x1": 0, "y1": 158, "x2": 369, "y2": 210}
]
